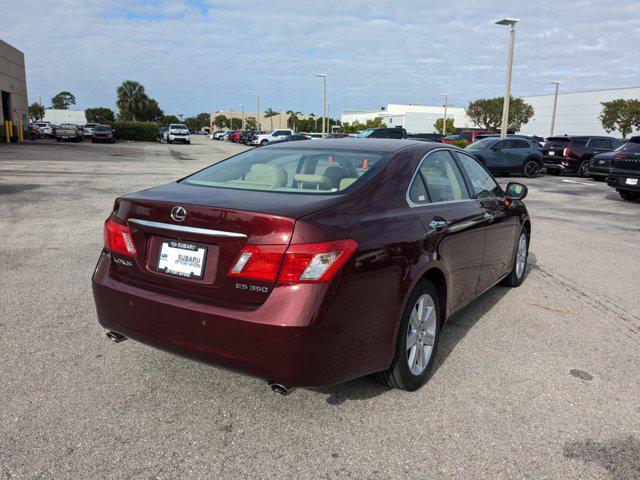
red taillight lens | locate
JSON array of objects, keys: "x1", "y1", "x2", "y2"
[
  {"x1": 279, "y1": 239, "x2": 358, "y2": 283},
  {"x1": 228, "y1": 245, "x2": 287, "y2": 281},
  {"x1": 228, "y1": 239, "x2": 358, "y2": 283},
  {"x1": 563, "y1": 147, "x2": 571, "y2": 157},
  {"x1": 104, "y1": 219, "x2": 137, "y2": 257}
]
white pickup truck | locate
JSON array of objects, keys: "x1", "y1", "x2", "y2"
[
  {"x1": 251, "y1": 129, "x2": 294, "y2": 147},
  {"x1": 164, "y1": 124, "x2": 191, "y2": 144}
]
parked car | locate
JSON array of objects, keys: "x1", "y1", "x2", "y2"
[
  {"x1": 464, "y1": 137, "x2": 543, "y2": 177},
  {"x1": 327, "y1": 133, "x2": 350, "y2": 138},
  {"x1": 542, "y1": 135, "x2": 625, "y2": 177},
  {"x1": 251, "y1": 129, "x2": 294, "y2": 146},
  {"x1": 210, "y1": 130, "x2": 224, "y2": 140},
  {"x1": 239, "y1": 131, "x2": 258, "y2": 144},
  {"x1": 356, "y1": 127, "x2": 407, "y2": 139},
  {"x1": 32, "y1": 122, "x2": 53, "y2": 138},
  {"x1": 304, "y1": 133, "x2": 325, "y2": 140},
  {"x1": 606, "y1": 136, "x2": 640, "y2": 201},
  {"x1": 442, "y1": 130, "x2": 495, "y2": 144},
  {"x1": 92, "y1": 139, "x2": 531, "y2": 392},
  {"x1": 55, "y1": 123, "x2": 83, "y2": 142},
  {"x1": 267, "y1": 134, "x2": 311, "y2": 145},
  {"x1": 91, "y1": 125, "x2": 116, "y2": 143},
  {"x1": 165, "y1": 124, "x2": 191, "y2": 144},
  {"x1": 83, "y1": 123, "x2": 98, "y2": 139}
]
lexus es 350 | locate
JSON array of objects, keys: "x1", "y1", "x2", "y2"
[{"x1": 92, "y1": 139, "x2": 531, "y2": 392}]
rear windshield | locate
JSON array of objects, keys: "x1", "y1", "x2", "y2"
[
  {"x1": 617, "y1": 140, "x2": 640, "y2": 153},
  {"x1": 95, "y1": 125, "x2": 111, "y2": 131},
  {"x1": 546, "y1": 137, "x2": 571, "y2": 143},
  {"x1": 59, "y1": 124, "x2": 75, "y2": 129},
  {"x1": 184, "y1": 147, "x2": 389, "y2": 194}
]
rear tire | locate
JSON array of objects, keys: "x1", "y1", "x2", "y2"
[
  {"x1": 619, "y1": 191, "x2": 640, "y2": 201},
  {"x1": 376, "y1": 280, "x2": 441, "y2": 391},
  {"x1": 578, "y1": 160, "x2": 590, "y2": 178},
  {"x1": 523, "y1": 159, "x2": 539, "y2": 178},
  {"x1": 501, "y1": 229, "x2": 529, "y2": 287}
]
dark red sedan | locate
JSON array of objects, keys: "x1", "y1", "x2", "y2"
[
  {"x1": 91, "y1": 125, "x2": 116, "y2": 143},
  {"x1": 93, "y1": 139, "x2": 530, "y2": 392}
]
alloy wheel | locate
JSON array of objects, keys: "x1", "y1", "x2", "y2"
[
  {"x1": 525, "y1": 161, "x2": 539, "y2": 178},
  {"x1": 516, "y1": 233, "x2": 527, "y2": 279},
  {"x1": 579, "y1": 161, "x2": 589, "y2": 177},
  {"x1": 406, "y1": 294, "x2": 437, "y2": 376}
]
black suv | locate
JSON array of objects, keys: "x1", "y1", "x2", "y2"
[
  {"x1": 542, "y1": 136, "x2": 625, "y2": 177},
  {"x1": 356, "y1": 127, "x2": 407, "y2": 139},
  {"x1": 606, "y1": 136, "x2": 640, "y2": 201}
]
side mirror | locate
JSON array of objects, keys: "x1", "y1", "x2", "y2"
[{"x1": 506, "y1": 182, "x2": 527, "y2": 200}]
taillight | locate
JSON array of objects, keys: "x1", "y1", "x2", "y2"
[
  {"x1": 229, "y1": 239, "x2": 357, "y2": 284},
  {"x1": 104, "y1": 219, "x2": 137, "y2": 257},
  {"x1": 563, "y1": 147, "x2": 571, "y2": 157},
  {"x1": 228, "y1": 245, "x2": 286, "y2": 281},
  {"x1": 613, "y1": 153, "x2": 626, "y2": 159}
]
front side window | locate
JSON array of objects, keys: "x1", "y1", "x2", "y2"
[
  {"x1": 454, "y1": 152, "x2": 502, "y2": 199},
  {"x1": 184, "y1": 148, "x2": 389, "y2": 194},
  {"x1": 409, "y1": 150, "x2": 470, "y2": 204}
]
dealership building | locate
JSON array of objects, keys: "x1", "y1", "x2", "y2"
[
  {"x1": 0, "y1": 38, "x2": 29, "y2": 141},
  {"x1": 519, "y1": 86, "x2": 640, "y2": 138},
  {"x1": 341, "y1": 104, "x2": 472, "y2": 134}
]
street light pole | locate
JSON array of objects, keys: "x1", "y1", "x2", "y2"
[
  {"x1": 495, "y1": 18, "x2": 520, "y2": 138},
  {"x1": 442, "y1": 93, "x2": 449, "y2": 136},
  {"x1": 317, "y1": 74, "x2": 327, "y2": 135},
  {"x1": 240, "y1": 104, "x2": 244, "y2": 130},
  {"x1": 549, "y1": 82, "x2": 560, "y2": 136},
  {"x1": 253, "y1": 94, "x2": 260, "y2": 131}
]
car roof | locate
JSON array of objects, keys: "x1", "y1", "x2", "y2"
[{"x1": 263, "y1": 138, "x2": 429, "y2": 153}]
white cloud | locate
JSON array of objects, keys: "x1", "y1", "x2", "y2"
[{"x1": 3, "y1": 0, "x2": 639, "y2": 116}]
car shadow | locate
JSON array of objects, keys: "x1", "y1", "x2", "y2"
[{"x1": 312, "y1": 256, "x2": 535, "y2": 405}]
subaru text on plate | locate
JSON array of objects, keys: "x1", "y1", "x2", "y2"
[{"x1": 92, "y1": 139, "x2": 531, "y2": 392}]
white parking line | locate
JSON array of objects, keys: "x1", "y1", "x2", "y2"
[{"x1": 561, "y1": 179, "x2": 594, "y2": 186}]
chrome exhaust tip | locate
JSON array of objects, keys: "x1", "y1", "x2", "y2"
[
  {"x1": 269, "y1": 382, "x2": 291, "y2": 396},
  {"x1": 106, "y1": 331, "x2": 127, "y2": 343}
]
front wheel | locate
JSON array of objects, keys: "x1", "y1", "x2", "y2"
[
  {"x1": 260, "y1": 139, "x2": 269, "y2": 147},
  {"x1": 523, "y1": 160, "x2": 539, "y2": 178},
  {"x1": 376, "y1": 280, "x2": 441, "y2": 391},
  {"x1": 619, "y1": 191, "x2": 640, "y2": 201},
  {"x1": 501, "y1": 230, "x2": 529, "y2": 287}
]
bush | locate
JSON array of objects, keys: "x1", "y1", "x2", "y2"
[
  {"x1": 452, "y1": 139, "x2": 470, "y2": 149},
  {"x1": 111, "y1": 121, "x2": 158, "y2": 142}
]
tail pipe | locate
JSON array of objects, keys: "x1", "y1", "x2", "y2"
[
  {"x1": 269, "y1": 382, "x2": 293, "y2": 396},
  {"x1": 106, "y1": 331, "x2": 127, "y2": 343}
]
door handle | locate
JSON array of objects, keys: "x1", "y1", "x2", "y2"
[
  {"x1": 483, "y1": 212, "x2": 494, "y2": 221},
  {"x1": 429, "y1": 219, "x2": 448, "y2": 230}
]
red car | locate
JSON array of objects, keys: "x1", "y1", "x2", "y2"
[
  {"x1": 93, "y1": 139, "x2": 530, "y2": 393},
  {"x1": 441, "y1": 130, "x2": 496, "y2": 144},
  {"x1": 91, "y1": 125, "x2": 116, "y2": 143}
]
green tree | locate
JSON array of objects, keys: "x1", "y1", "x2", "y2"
[
  {"x1": 50, "y1": 91, "x2": 76, "y2": 110},
  {"x1": 340, "y1": 117, "x2": 384, "y2": 134},
  {"x1": 116, "y1": 81, "x2": 148, "y2": 121},
  {"x1": 159, "y1": 115, "x2": 181, "y2": 126},
  {"x1": 244, "y1": 117, "x2": 258, "y2": 130},
  {"x1": 264, "y1": 108, "x2": 278, "y2": 129},
  {"x1": 599, "y1": 99, "x2": 640, "y2": 138},
  {"x1": 213, "y1": 114, "x2": 229, "y2": 129},
  {"x1": 184, "y1": 112, "x2": 211, "y2": 131},
  {"x1": 466, "y1": 96, "x2": 534, "y2": 132},
  {"x1": 85, "y1": 107, "x2": 115, "y2": 124},
  {"x1": 286, "y1": 110, "x2": 302, "y2": 131},
  {"x1": 230, "y1": 118, "x2": 242, "y2": 129},
  {"x1": 138, "y1": 98, "x2": 163, "y2": 122},
  {"x1": 29, "y1": 102, "x2": 45, "y2": 121},
  {"x1": 434, "y1": 117, "x2": 455, "y2": 135}
]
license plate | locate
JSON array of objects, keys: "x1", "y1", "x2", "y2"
[
  {"x1": 625, "y1": 178, "x2": 638, "y2": 186},
  {"x1": 548, "y1": 151, "x2": 555, "y2": 156},
  {"x1": 157, "y1": 241, "x2": 207, "y2": 279}
]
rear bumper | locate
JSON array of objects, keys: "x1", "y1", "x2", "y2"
[
  {"x1": 543, "y1": 155, "x2": 578, "y2": 173},
  {"x1": 92, "y1": 252, "x2": 385, "y2": 386},
  {"x1": 607, "y1": 173, "x2": 640, "y2": 192}
]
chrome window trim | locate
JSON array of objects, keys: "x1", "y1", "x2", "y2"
[
  {"x1": 128, "y1": 219, "x2": 248, "y2": 238},
  {"x1": 405, "y1": 148, "x2": 477, "y2": 208}
]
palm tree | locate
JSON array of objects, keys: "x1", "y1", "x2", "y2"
[
  {"x1": 286, "y1": 110, "x2": 302, "y2": 132},
  {"x1": 116, "y1": 81, "x2": 147, "y2": 121},
  {"x1": 264, "y1": 108, "x2": 278, "y2": 129}
]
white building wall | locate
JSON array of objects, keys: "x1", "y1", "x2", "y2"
[
  {"x1": 519, "y1": 86, "x2": 640, "y2": 137},
  {"x1": 341, "y1": 104, "x2": 471, "y2": 134},
  {"x1": 43, "y1": 108, "x2": 87, "y2": 125}
]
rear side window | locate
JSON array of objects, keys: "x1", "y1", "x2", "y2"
[
  {"x1": 409, "y1": 150, "x2": 470, "y2": 204},
  {"x1": 388, "y1": 129, "x2": 404, "y2": 139},
  {"x1": 454, "y1": 152, "x2": 503, "y2": 199},
  {"x1": 511, "y1": 139, "x2": 530, "y2": 148},
  {"x1": 589, "y1": 138, "x2": 610, "y2": 149},
  {"x1": 185, "y1": 148, "x2": 388, "y2": 194},
  {"x1": 618, "y1": 140, "x2": 640, "y2": 153}
]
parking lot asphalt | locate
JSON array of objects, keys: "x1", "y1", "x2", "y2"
[{"x1": 1, "y1": 137, "x2": 639, "y2": 479}]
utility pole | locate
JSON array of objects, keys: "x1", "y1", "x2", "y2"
[
  {"x1": 317, "y1": 74, "x2": 327, "y2": 135},
  {"x1": 253, "y1": 93, "x2": 260, "y2": 131},
  {"x1": 442, "y1": 93, "x2": 449, "y2": 135},
  {"x1": 240, "y1": 103, "x2": 244, "y2": 130},
  {"x1": 549, "y1": 82, "x2": 560, "y2": 136},
  {"x1": 496, "y1": 18, "x2": 520, "y2": 138}
]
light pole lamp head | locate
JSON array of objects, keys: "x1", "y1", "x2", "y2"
[
  {"x1": 253, "y1": 93, "x2": 259, "y2": 98},
  {"x1": 495, "y1": 18, "x2": 519, "y2": 28},
  {"x1": 316, "y1": 73, "x2": 327, "y2": 79},
  {"x1": 550, "y1": 81, "x2": 561, "y2": 86}
]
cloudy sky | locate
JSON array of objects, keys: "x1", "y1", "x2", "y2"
[{"x1": 3, "y1": 0, "x2": 639, "y2": 117}]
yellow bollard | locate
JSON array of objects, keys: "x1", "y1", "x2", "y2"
[
  {"x1": 4, "y1": 121, "x2": 9, "y2": 144},
  {"x1": 9, "y1": 120, "x2": 13, "y2": 138},
  {"x1": 18, "y1": 121, "x2": 24, "y2": 142}
]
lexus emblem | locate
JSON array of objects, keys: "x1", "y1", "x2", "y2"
[{"x1": 171, "y1": 206, "x2": 187, "y2": 222}]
